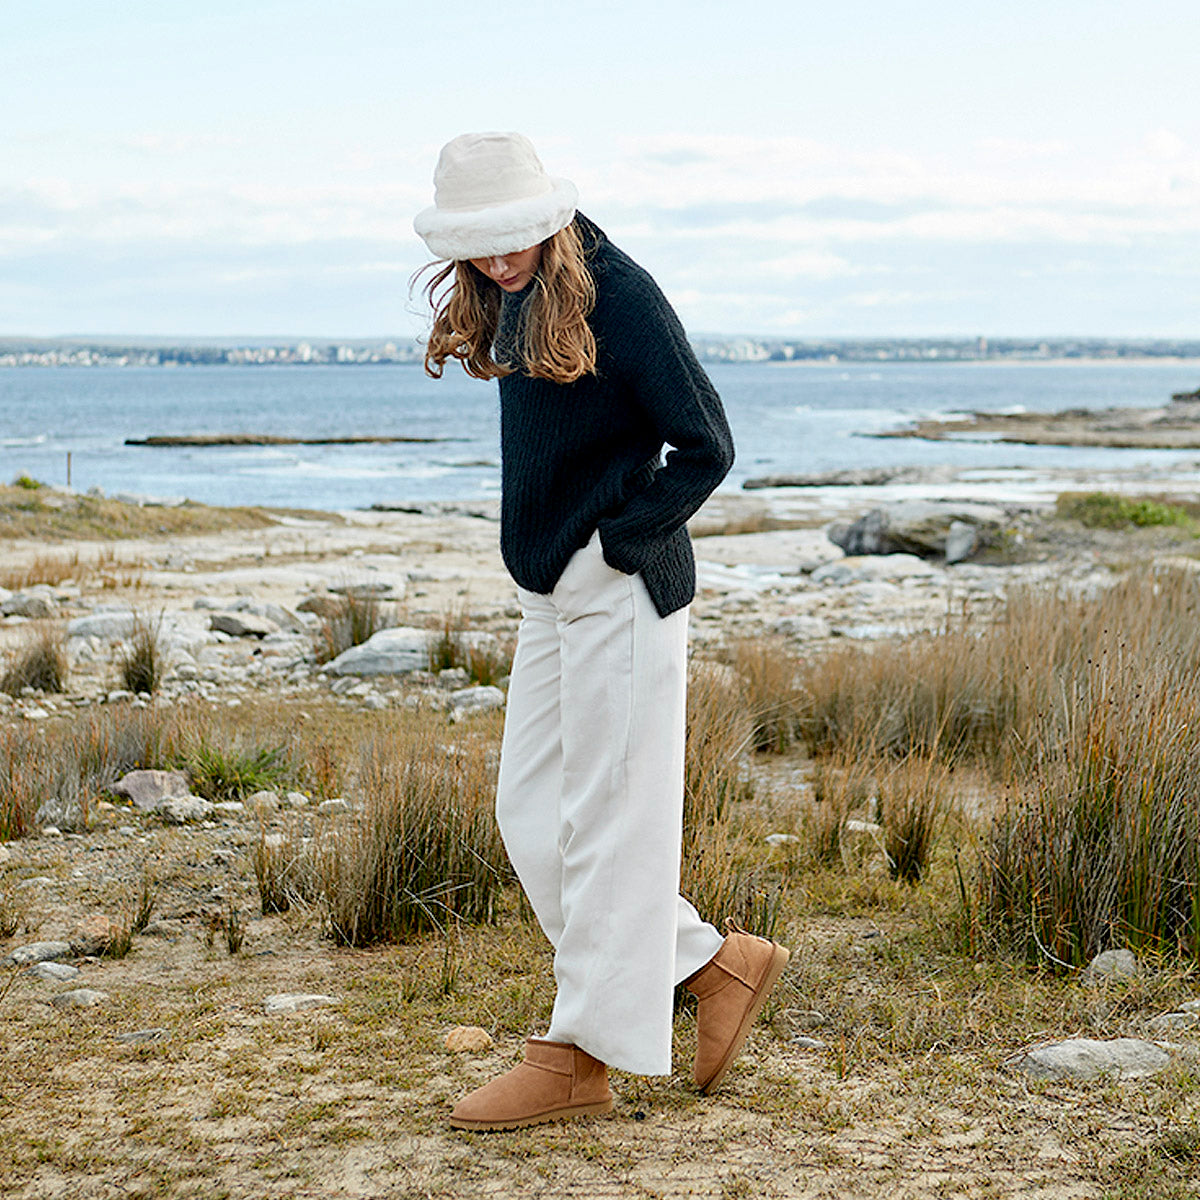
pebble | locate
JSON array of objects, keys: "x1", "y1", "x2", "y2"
[
  {"x1": 317, "y1": 798, "x2": 352, "y2": 816},
  {"x1": 790, "y1": 1036, "x2": 829, "y2": 1050},
  {"x1": 264, "y1": 993, "x2": 339, "y2": 1015},
  {"x1": 115, "y1": 1028, "x2": 170, "y2": 1044},
  {"x1": 284, "y1": 791, "x2": 310, "y2": 808}
]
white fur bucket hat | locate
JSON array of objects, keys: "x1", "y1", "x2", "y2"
[{"x1": 413, "y1": 132, "x2": 578, "y2": 261}]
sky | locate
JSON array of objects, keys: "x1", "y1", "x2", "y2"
[{"x1": 2, "y1": 0, "x2": 1199, "y2": 340}]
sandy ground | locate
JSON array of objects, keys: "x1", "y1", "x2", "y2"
[{"x1": 3, "y1": 478, "x2": 1200, "y2": 1198}]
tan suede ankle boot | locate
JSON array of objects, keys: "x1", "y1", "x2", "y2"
[
  {"x1": 449, "y1": 1038, "x2": 613, "y2": 1131},
  {"x1": 684, "y1": 922, "x2": 790, "y2": 1094}
]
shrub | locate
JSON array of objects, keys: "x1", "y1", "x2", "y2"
[
  {"x1": 187, "y1": 739, "x2": 289, "y2": 802},
  {"x1": 804, "y1": 751, "x2": 876, "y2": 869},
  {"x1": 11, "y1": 474, "x2": 41, "y2": 490},
  {"x1": 794, "y1": 566, "x2": 1200, "y2": 772},
  {"x1": 1, "y1": 622, "x2": 68, "y2": 696},
  {"x1": 1056, "y1": 490, "x2": 1195, "y2": 531},
  {"x1": 118, "y1": 612, "x2": 166, "y2": 695},
  {"x1": 319, "y1": 722, "x2": 512, "y2": 945}
]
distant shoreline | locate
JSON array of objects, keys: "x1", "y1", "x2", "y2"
[{"x1": 125, "y1": 434, "x2": 453, "y2": 447}]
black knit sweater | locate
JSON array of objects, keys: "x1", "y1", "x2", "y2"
[{"x1": 495, "y1": 215, "x2": 734, "y2": 618}]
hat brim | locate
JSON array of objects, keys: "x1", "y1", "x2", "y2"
[{"x1": 413, "y1": 177, "x2": 578, "y2": 260}]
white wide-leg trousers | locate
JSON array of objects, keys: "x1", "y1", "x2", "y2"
[{"x1": 495, "y1": 532, "x2": 724, "y2": 1076}]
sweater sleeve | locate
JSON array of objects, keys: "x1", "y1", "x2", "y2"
[{"x1": 595, "y1": 266, "x2": 735, "y2": 576}]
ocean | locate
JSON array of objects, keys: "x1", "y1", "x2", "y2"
[{"x1": 3, "y1": 360, "x2": 1200, "y2": 511}]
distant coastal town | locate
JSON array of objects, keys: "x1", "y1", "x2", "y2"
[{"x1": 1, "y1": 335, "x2": 1199, "y2": 369}]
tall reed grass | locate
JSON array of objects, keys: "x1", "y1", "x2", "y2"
[
  {"x1": 1, "y1": 622, "x2": 68, "y2": 696},
  {"x1": 795, "y1": 567, "x2": 1200, "y2": 771},
  {"x1": 680, "y1": 662, "x2": 780, "y2": 937},
  {"x1": 977, "y1": 655, "x2": 1200, "y2": 968},
  {"x1": 319, "y1": 722, "x2": 511, "y2": 945}
]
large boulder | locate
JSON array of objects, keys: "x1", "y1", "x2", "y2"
[{"x1": 827, "y1": 502, "x2": 1005, "y2": 563}]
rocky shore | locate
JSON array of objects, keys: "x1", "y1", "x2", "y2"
[{"x1": 880, "y1": 389, "x2": 1200, "y2": 449}]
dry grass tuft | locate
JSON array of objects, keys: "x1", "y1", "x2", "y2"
[
  {"x1": 117, "y1": 612, "x2": 166, "y2": 694},
  {"x1": 319, "y1": 721, "x2": 512, "y2": 945},
  {"x1": 729, "y1": 637, "x2": 803, "y2": 753},
  {"x1": 978, "y1": 658, "x2": 1200, "y2": 968},
  {"x1": 1, "y1": 621, "x2": 68, "y2": 696},
  {"x1": 427, "y1": 604, "x2": 513, "y2": 686},
  {"x1": 316, "y1": 592, "x2": 399, "y2": 663},
  {"x1": 876, "y1": 753, "x2": 948, "y2": 884},
  {"x1": 681, "y1": 662, "x2": 780, "y2": 937}
]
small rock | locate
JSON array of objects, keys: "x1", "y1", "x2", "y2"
[
  {"x1": 22, "y1": 707, "x2": 50, "y2": 721},
  {"x1": 72, "y1": 914, "x2": 115, "y2": 956},
  {"x1": 448, "y1": 685, "x2": 505, "y2": 719},
  {"x1": 790, "y1": 1036, "x2": 829, "y2": 1050},
  {"x1": 25, "y1": 961, "x2": 81, "y2": 981},
  {"x1": 68, "y1": 611, "x2": 136, "y2": 639},
  {"x1": 0, "y1": 842, "x2": 11, "y2": 864},
  {"x1": 284, "y1": 791, "x2": 310, "y2": 809},
  {"x1": 317, "y1": 798, "x2": 352, "y2": 816},
  {"x1": 50, "y1": 988, "x2": 110, "y2": 1009},
  {"x1": 110, "y1": 768, "x2": 191, "y2": 812},
  {"x1": 844, "y1": 818, "x2": 883, "y2": 835},
  {"x1": 2, "y1": 591, "x2": 55, "y2": 618},
  {"x1": 115, "y1": 1027, "x2": 169, "y2": 1044},
  {"x1": 1082, "y1": 948, "x2": 1138, "y2": 982},
  {"x1": 1012, "y1": 1037, "x2": 1170, "y2": 1081},
  {"x1": 764, "y1": 833, "x2": 800, "y2": 846},
  {"x1": 945, "y1": 521, "x2": 979, "y2": 565},
  {"x1": 444, "y1": 1025, "x2": 494, "y2": 1053},
  {"x1": 161, "y1": 795, "x2": 215, "y2": 824},
  {"x1": 264, "y1": 993, "x2": 339, "y2": 1015},
  {"x1": 1181, "y1": 998, "x2": 1200, "y2": 1013},
  {"x1": 4, "y1": 941, "x2": 73, "y2": 967},
  {"x1": 213, "y1": 801, "x2": 245, "y2": 815},
  {"x1": 245, "y1": 790, "x2": 280, "y2": 813},
  {"x1": 209, "y1": 611, "x2": 279, "y2": 638}
]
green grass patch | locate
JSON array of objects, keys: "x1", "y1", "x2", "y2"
[{"x1": 1056, "y1": 490, "x2": 1197, "y2": 531}]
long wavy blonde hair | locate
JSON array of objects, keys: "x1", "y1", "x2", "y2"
[{"x1": 418, "y1": 221, "x2": 597, "y2": 384}]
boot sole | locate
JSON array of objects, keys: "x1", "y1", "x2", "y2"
[
  {"x1": 448, "y1": 1098, "x2": 614, "y2": 1132},
  {"x1": 697, "y1": 942, "x2": 790, "y2": 1095}
]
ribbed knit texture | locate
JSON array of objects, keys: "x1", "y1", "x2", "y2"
[{"x1": 497, "y1": 215, "x2": 734, "y2": 618}]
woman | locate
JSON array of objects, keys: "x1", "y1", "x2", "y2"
[{"x1": 413, "y1": 132, "x2": 789, "y2": 1131}]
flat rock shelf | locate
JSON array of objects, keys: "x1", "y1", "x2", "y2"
[{"x1": 125, "y1": 434, "x2": 451, "y2": 446}]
